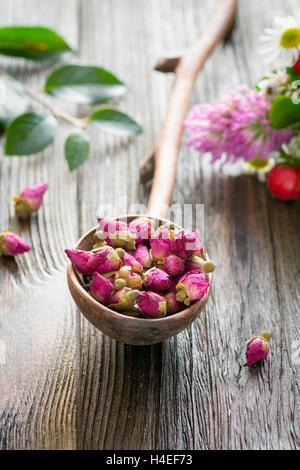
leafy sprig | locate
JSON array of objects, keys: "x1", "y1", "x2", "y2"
[{"x1": 0, "y1": 26, "x2": 142, "y2": 170}]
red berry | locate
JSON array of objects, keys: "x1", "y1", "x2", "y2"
[
  {"x1": 267, "y1": 163, "x2": 300, "y2": 201},
  {"x1": 293, "y1": 54, "x2": 300, "y2": 76}
]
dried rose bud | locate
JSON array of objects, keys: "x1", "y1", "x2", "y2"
[
  {"x1": 114, "y1": 266, "x2": 142, "y2": 290},
  {"x1": 246, "y1": 331, "x2": 271, "y2": 367},
  {"x1": 65, "y1": 247, "x2": 121, "y2": 275},
  {"x1": 163, "y1": 254, "x2": 185, "y2": 277},
  {"x1": 122, "y1": 252, "x2": 143, "y2": 273},
  {"x1": 165, "y1": 292, "x2": 183, "y2": 314},
  {"x1": 135, "y1": 291, "x2": 167, "y2": 318},
  {"x1": 109, "y1": 287, "x2": 140, "y2": 311},
  {"x1": 185, "y1": 254, "x2": 215, "y2": 273},
  {"x1": 129, "y1": 217, "x2": 153, "y2": 243},
  {"x1": 143, "y1": 267, "x2": 171, "y2": 292},
  {"x1": 134, "y1": 243, "x2": 152, "y2": 268},
  {"x1": 98, "y1": 218, "x2": 128, "y2": 234},
  {"x1": 14, "y1": 183, "x2": 48, "y2": 217},
  {"x1": 0, "y1": 229, "x2": 31, "y2": 256},
  {"x1": 97, "y1": 218, "x2": 135, "y2": 250},
  {"x1": 90, "y1": 272, "x2": 114, "y2": 304},
  {"x1": 176, "y1": 270, "x2": 209, "y2": 306},
  {"x1": 170, "y1": 229, "x2": 203, "y2": 259},
  {"x1": 150, "y1": 227, "x2": 171, "y2": 262}
]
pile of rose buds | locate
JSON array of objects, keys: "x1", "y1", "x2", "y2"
[
  {"x1": 0, "y1": 183, "x2": 48, "y2": 256},
  {"x1": 65, "y1": 217, "x2": 216, "y2": 319}
]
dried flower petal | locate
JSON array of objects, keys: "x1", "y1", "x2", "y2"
[
  {"x1": 150, "y1": 227, "x2": 171, "y2": 261},
  {"x1": 185, "y1": 254, "x2": 215, "y2": 273},
  {"x1": 171, "y1": 229, "x2": 203, "y2": 259},
  {"x1": 165, "y1": 292, "x2": 183, "y2": 314},
  {"x1": 143, "y1": 267, "x2": 171, "y2": 292},
  {"x1": 176, "y1": 270, "x2": 209, "y2": 306},
  {"x1": 163, "y1": 254, "x2": 185, "y2": 277},
  {"x1": 109, "y1": 287, "x2": 140, "y2": 311},
  {"x1": 114, "y1": 266, "x2": 142, "y2": 289},
  {"x1": 97, "y1": 218, "x2": 135, "y2": 250},
  {"x1": 14, "y1": 183, "x2": 48, "y2": 217},
  {"x1": 65, "y1": 247, "x2": 121, "y2": 274},
  {"x1": 0, "y1": 229, "x2": 31, "y2": 256},
  {"x1": 134, "y1": 243, "x2": 152, "y2": 268},
  {"x1": 90, "y1": 272, "x2": 114, "y2": 304},
  {"x1": 246, "y1": 331, "x2": 271, "y2": 366},
  {"x1": 129, "y1": 217, "x2": 154, "y2": 243},
  {"x1": 136, "y1": 291, "x2": 167, "y2": 318},
  {"x1": 122, "y1": 252, "x2": 143, "y2": 273}
]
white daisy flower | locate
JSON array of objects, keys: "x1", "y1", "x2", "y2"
[{"x1": 260, "y1": 15, "x2": 300, "y2": 67}]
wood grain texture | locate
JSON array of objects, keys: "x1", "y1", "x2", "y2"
[{"x1": 0, "y1": 0, "x2": 300, "y2": 450}]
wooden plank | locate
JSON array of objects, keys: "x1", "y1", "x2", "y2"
[
  {"x1": 0, "y1": 0, "x2": 79, "y2": 450},
  {"x1": 77, "y1": 0, "x2": 300, "y2": 450}
]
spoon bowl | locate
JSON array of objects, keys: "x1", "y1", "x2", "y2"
[{"x1": 67, "y1": 215, "x2": 213, "y2": 345}]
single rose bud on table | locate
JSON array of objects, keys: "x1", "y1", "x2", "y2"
[
  {"x1": 245, "y1": 331, "x2": 272, "y2": 367},
  {"x1": 14, "y1": 183, "x2": 48, "y2": 217},
  {"x1": 0, "y1": 229, "x2": 31, "y2": 256}
]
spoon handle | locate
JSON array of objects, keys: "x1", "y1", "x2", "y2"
[{"x1": 146, "y1": 0, "x2": 237, "y2": 219}]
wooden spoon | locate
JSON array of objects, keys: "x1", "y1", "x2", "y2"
[{"x1": 67, "y1": 0, "x2": 237, "y2": 345}]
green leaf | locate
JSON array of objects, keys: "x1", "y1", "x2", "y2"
[
  {"x1": 286, "y1": 66, "x2": 299, "y2": 82},
  {"x1": 44, "y1": 65, "x2": 126, "y2": 104},
  {"x1": 0, "y1": 26, "x2": 72, "y2": 64},
  {"x1": 270, "y1": 95, "x2": 300, "y2": 129},
  {"x1": 65, "y1": 131, "x2": 90, "y2": 170},
  {"x1": 89, "y1": 108, "x2": 142, "y2": 136},
  {"x1": 5, "y1": 112, "x2": 57, "y2": 155},
  {"x1": 0, "y1": 74, "x2": 30, "y2": 128}
]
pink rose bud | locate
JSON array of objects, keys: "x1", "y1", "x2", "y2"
[
  {"x1": 150, "y1": 227, "x2": 171, "y2": 262},
  {"x1": 246, "y1": 331, "x2": 271, "y2": 367},
  {"x1": 90, "y1": 272, "x2": 114, "y2": 304},
  {"x1": 136, "y1": 291, "x2": 167, "y2": 318},
  {"x1": 185, "y1": 254, "x2": 215, "y2": 273},
  {"x1": 176, "y1": 270, "x2": 209, "y2": 306},
  {"x1": 97, "y1": 218, "x2": 135, "y2": 250},
  {"x1": 109, "y1": 287, "x2": 140, "y2": 311},
  {"x1": 143, "y1": 267, "x2": 171, "y2": 292},
  {"x1": 13, "y1": 183, "x2": 48, "y2": 217},
  {"x1": 0, "y1": 229, "x2": 31, "y2": 256},
  {"x1": 165, "y1": 292, "x2": 184, "y2": 314},
  {"x1": 163, "y1": 254, "x2": 185, "y2": 277},
  {"x1": 65, "y1": 247, "x2": 121, "y2": 275},
  {"x1": 134, "y1": 243, "x2": 152, "y2": 268},
  {"x1": 114, "y1": 266, "x2": 142, "y2": 290},
  {"x1": 122, "y1": 252, "x2": 143, "y2": 273},
  {"x1": 129, "y1": 217, "x2": 154, "y2": 243},
  {"x1": 170, "y1": 229, "x2": 203, "y2": 259}
]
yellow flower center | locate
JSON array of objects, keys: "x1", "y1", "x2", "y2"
[
  {"x1": 280, "y1": 27, "x2": 300, "y2": 49},
  {"x1": 248, "y1": 157, "x2": 269, "y2": 170}
]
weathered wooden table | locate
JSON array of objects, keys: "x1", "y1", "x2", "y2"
[{"x1": 0, "y1": 0, "x2": 299, "y2": 450}]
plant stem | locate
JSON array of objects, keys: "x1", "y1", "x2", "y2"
[
  {"x1": 0, "y1": 70, "x2": 88, "y2": 129},
  {"x1": 23, "y1": 85, "x2": 88, "y2": 129}
]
